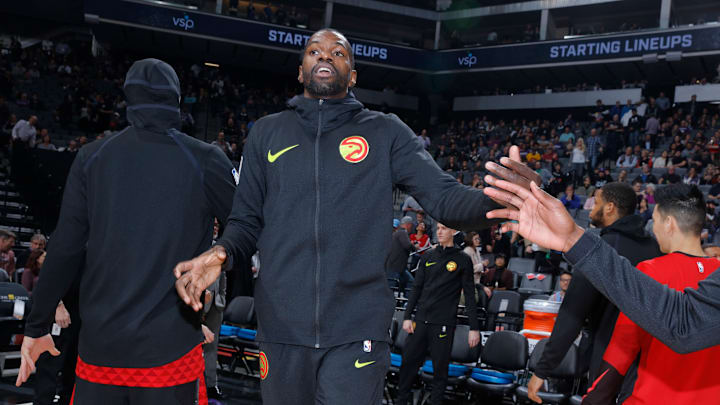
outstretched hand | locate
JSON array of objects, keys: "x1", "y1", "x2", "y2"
[
  {"x1": 482, "y1": 179, "x2": 584, "y2": 252},
  {"x1": 486, "y1": 145, "x2": 543, "y2": 190},
  {"x1": 174, "y1": 245, "x2": 227, "y2": 312},
  {"x1": 16, "y1": 334, "x2": 60, "y2": 387}
]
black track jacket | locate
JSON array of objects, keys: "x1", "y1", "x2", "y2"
[
  {"x1": 24, "y1": 59, "x2": 236, "y2": 367},
  {"x1": 216, "y1": 92, "x2": 499, "y2": 348},
  {"x1": 404, "y1": 245, "x2": 480, "y2": 330}
]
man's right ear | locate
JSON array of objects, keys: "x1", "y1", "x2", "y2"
[{"x1": 297, "y1": 66, "x2": 304, "y2": 84}]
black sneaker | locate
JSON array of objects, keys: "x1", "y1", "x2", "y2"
[{"x1": 208, "y1": 385, "x2": 226, "y2": 400}]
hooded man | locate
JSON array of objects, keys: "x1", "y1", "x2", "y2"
[{"x1": 16, "y1": 59, "x2": 237, "y2": 405}]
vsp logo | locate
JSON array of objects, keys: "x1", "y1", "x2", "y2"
[
  {"x1": 172, "y1": 15, "x2": 195, "y2": 31},
  {"x1": 458, "y1": 52, "x2": 477, "y2": 67}
]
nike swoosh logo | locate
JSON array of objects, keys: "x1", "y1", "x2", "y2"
[
  {"x1": 439, "y1": 334, "x2": 447, "y2": 338},
  {"x1": 425, "y1": 262, "x2": 437, "y2": 267},
  {"x1": 354, "y1": 360, "x2": 376, "y2": 369},
  {"x1": 267, "y1": 144, "x2": 299, "y2": 163}
]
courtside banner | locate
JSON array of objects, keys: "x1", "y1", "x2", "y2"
[
  {"x1": 435, "y1": 25, "x2": 720, "y2": 72},
  {"x1": 88, "y1": 0, "x2": 720, "y2": 73},
  {"x1": 87, "y1": 0, "x2": 429, "y2": 71}
]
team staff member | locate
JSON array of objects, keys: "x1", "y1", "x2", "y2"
[
  {"x1": 173, "y1": 29, "x2": 540, "y2": 404},
  {"x1": 481, "y1": 173, "x2": 720, "y2": 356},
  {"x1": 15, "y1": 59, "x2": 237, "y2": 404},
  {"x1": 528, "y1": 183, "x2": 660, "y2": 404},
  {"x1": 396, "y1": 223, "x2": 480, "y2": 405},
  {"x1": 585, "y1": 185, "x2": 720, "y2": 403}
]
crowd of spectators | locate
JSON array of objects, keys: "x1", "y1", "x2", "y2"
[
  {"x1": 414, "y1": 91, "x2": 720, "y2": 255},
  {"x1": 0, "y1": 37, "x2": 295, "y2": 165}
]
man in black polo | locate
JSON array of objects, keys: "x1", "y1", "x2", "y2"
[{"x1": 396, "y1": 222, "x2": 480, "y2": 405}]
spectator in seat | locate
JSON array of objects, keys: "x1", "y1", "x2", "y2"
[
  {"x1": 526, "y1": 148, "x2": 541, "y2": 164},
  {"x1": 660, "y1": 166, "x2": 681, "y2": 184},
  {"x1": 561, "y1": 185, "x2": 582, "y2": 210},
  {"x1": 21, "y1": 249, "x2": 46, "y2": 293},
  {"x1": 617, "y1": 170, "x2": 629, "y2": 184},
  {"x1": 633, "y1": 164, "x2": 657, "y2": 184},
  {"x1": 549, "y1": 271, "x2": 572, "y2": 303},
  {"x1": 670, "y1": 150, "x2": 687, "y2": 168},
  {"x1": 577, "y1": 176, "x2": 593, "y2": 196},
  {"x1": 637, "y1": 197, "x2": 653, "y2": 226},
  {"x1": 653, "y1": 150, "x2": 670, "y2": 168},
  {"x1": 571, "y1": 138, "x2": 586, "y2": 186},
  {"x1": 211, "y1": 131, "x2": 229, "y2": 154},
  {"x1": 584, "y1": 187, "x2": 597, "y2": 210},
  {"x1": 463, "y1": 231, "x2": 483, "y2": 284},
  {"x1": 645, "y1": 184, "x2": 656, "y2": 204},
  {"x1": 12, "y1": 115, "x2": 38, "y2": 148},
  {"x1": 559, "y1": 126, "x2": 575, "y2": 144},
  {"x1": 683, "y1": 167, "x2": 701, "y2": 185},
  {"x1": 36, "y1": 129, "x2": 57, "y2": 151},
  {"x1": 702, "y1": 243, "x2": 720, "y2": 259},
  {"x1": 0, "y1": 229, "x2": 16, "y2": 280},
  {"x1": 481, "y1": 253, "x2": 513, "y2": 292},
  {"x1": 66, "y1": 140, "x2": 79, "y2": 154},
  {"x1": 616, "y1": 147, "x2": 638, "y2": 168},
  {"x1": 17, "y1": 233, "x2": 46, "y2": 269},
  {"x1": 410, "y1": 222, "x2": 431, "y2": 253}
]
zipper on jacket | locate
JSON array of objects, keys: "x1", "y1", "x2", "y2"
[{"x1": 314, "y1": 99, "x2": 323, "y2": 349}]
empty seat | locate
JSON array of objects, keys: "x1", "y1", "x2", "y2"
[
  {"x1": 516, "y1": 338, "x2": 581, "y2": 404},
  {"x1": 508, "y1": 257, "x2": 536, "y2": 274},
  {"x1": 486, "y1": 291, "x2": 523, "y2": 331},
  {"x1": 518, "y1": 273, "x2": 554, "y2": 296},
  {"x1": 466, "y1": 331, "x2": 529, "y2": 399}
]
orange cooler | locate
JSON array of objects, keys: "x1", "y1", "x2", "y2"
[{"x1": 521, "y1": 299, "x2": 561, "y2": 341}]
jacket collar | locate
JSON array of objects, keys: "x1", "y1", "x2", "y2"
[{"x1": 287, "y1": 91, "x2": 364, "y2": 133}]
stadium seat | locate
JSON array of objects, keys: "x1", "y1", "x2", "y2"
[
  {"x1": 518, "y1": 273, "x2": 554, "y2": 296},
  {"x1": 516, "y1": 339, "x2": 581, "y2": 404},
  {"x1": 508, "y1": 257, "x2": 536, "y2": 274},
  {"x1": 221, "y1": 296, "x2": 259, "y2": 376},
  {"x1": 466, "y1": 331, "x2": 529, "y2": 400},
  {"x1": 486, "y1": 291, "x2": 523, "y2": 331},
  {"x1": 529, "y1": 294, "x2": 550, "y2": 300}
]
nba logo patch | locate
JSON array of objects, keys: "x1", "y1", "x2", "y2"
[
  {"x1": 698, "y1": 262, "x2": 705, "y2": 273},
  {"x1": 231, "y1": 167, "x2": 240, "y2": 185},
  {"x1": 363, "y1": 340, "x2": 372, "y2": 353}
]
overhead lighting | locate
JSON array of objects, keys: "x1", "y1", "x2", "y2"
[
  {"x1": 204, "y1": 62, "x2": 220, "y2": 68},
  {"x1": 710, "y1": 101, "x2": 720, "y2": 105}
]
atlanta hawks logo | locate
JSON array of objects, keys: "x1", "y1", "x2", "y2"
[
  {"x1": 339, "y1": 136, "x2": 369, "y2": 163},
  {"x1": 259, "y1": 351, "x2": 269, "y2": 380}
]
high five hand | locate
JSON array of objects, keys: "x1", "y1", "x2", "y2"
[
  {"x1": 486, "y1": 145, "x2": 543, "y2": 190},
  {"x1": 174, "y1": 245, "x2": 227, "y2": 311},
  {"x1": 482, "y1": 179, "x2": 584, "y2": 252}
]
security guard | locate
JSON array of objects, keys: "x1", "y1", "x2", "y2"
[{"x1": 396, "y1": 223, "x2": 481, "y2": 405}]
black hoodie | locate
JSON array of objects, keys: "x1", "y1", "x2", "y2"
[
  {"x1": 24, "y1": 59, "x2": 236, "y2": 367},
  {"x1": 535, "y1": 215, "x2": 661, "y2": 390},
  {"x1": 217, "y1": 92, "x2": 500, "y2": 349}
]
